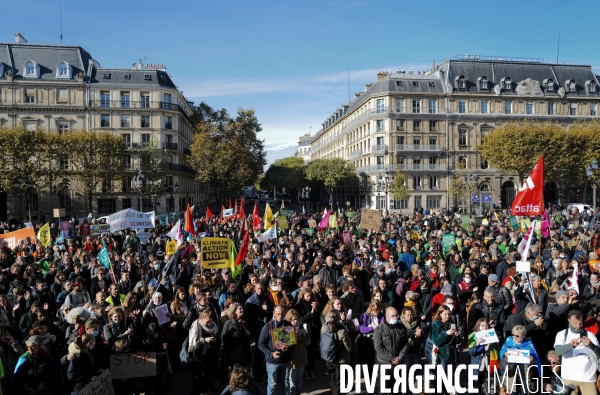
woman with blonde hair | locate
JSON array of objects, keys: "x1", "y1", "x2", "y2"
[
  {"x1": 286, "y1": 309, "x2": 311, "y2": 395},
  {"x1": 321, "y1": 297, "x2": 347, "y2": 324},
  {"x1": 499, "y1": 325, "x2": 541, "y2": 393}
]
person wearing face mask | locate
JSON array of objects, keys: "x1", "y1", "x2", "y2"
[
  {"x1": 456, "y1": 272, "x2": 476, "y2": 307},
  {"x1": 546, "y1": 257, "x2": 562, "y2": 285},
  {"x1": 266, "y1": 279, "x2": 283, "y2": 306},
  {"x1": 443, "y1": 295, "x2": 465, "y2": 340},
  {"x1": 373, "y1": 307, "x2": 408, "y2": 393},
  {"x1": 144, "y1": 259, "x2": 164, "y2": 285}
]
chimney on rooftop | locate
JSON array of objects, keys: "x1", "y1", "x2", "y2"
[
  {"x1": 14, "y1": 33, "x2": 28, "y2": 44},
  {"x1": 377, "y1": 71, "x2": 389, "y2": 80}
]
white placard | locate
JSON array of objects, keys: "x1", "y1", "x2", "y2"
[
  {"x1": 505, "y1": 348, "x2": 530, "y2": 364},
  {"x1": 474, "y1": 329, "x2": 499, "y2": 345},
  {"x1": 107, "y1": 208, "x2": 155, "y2": 233},
  {"x1": 155, "y1": 303, "x2": 170, "y2": 325},
  {"x1": 516, "y1": 260, "x2": 531, "y2": 273}
]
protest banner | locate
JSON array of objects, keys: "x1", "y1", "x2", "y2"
[
  {"x1": 0, "y1": 227, "x2": 36, "y2": 249},
  {"x1": 505, "y1": 349, "x2": 530, "y2": 364},
  {"x1": 346, "y1": 211, "x2": 357, "y2": 218},
  {"x1": 107, "y1": 208, "x2": 155, "y2": 233},
  {"x1": 342, "y1": 232, "x2": 351, "y2": 245},
  {"x1": 277, "y1": 216, "x2": 288, "y2": 229},
  {"x1": 474, "y1": 329, "x2": 499, "y2": 345},
  {"x1": 136, "y1": 232, "x2": 152, "y2": 244},
  {"x1": 165, "y1": 240, "x2": 177, "y2": 256},
  {"x1": 110, "y1": 352, "x2": 157, "y2": 379},
  {"x1": 474, "y1": 217, "x2": 483, "y2": 228},
  {"x1": 79, "y1": 369, "x2": 115, "y2": 395},
  {"x1": 520, "y1": 218, "x2": 531, "y2": 232},
  {"x1": 200, "y1": 237, "x2": 231, "y2": 269},
  {"x1": 281, "y1": 208, "x2": 290, "y2": 217},
  {"x1": 461, "y1": 214, "x2": 470, "y2": 230},
  {"x1": 358, "y1": 208, "x2": 381, "y2": 231},
  {"x1": 442, "y1": 233, "x2": 456, "y2": 253},
  {"x1": 60, "y1": 221, "x2": 70, "y2": 237},
  {"x1": 305, "y1": 228, "x2": 313, "y2": 236},
  {"x1": 155, "y1": 304, "x2": 170, "y2": 325},
  {"x1": 509, "y1": 216, "x2": 519, "y2": 230},
  {"x1": 270, "y1": 326, "x2": 296, "y2": 348}
]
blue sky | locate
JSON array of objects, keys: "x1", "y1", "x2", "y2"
[{"x1": 3, "y1": 0, "x2": 599, "y2": 163}]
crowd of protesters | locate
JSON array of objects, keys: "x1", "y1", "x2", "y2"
[{"x1": 0, "y1": 202, "x2": 600, "y2": 395}]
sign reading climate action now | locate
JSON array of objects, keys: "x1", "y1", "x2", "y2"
[{"x1": 201, "y1": 237, "x2": 232, "y2": 269}]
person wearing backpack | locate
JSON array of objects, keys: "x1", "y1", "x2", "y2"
[
  {"x1": 258, "y1": 305, "x2": 292, "y2": 395},
  {"x1": 373, "y1": 307, "x2": 408, "y2": 393},
  {"x1": 320, "y1": 309, "x2": 353, "y2": 395}
]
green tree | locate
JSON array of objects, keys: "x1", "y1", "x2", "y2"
[
  {"x1": 69, "y1": 130, "x2": 126, "y2": 213},
  {"x1": 188, "y1": 104, "x2": 266, "y2": 199},
  {"x1": 446, "y1": 163, "x2": 476, "y2": 210},
  {"x1": 138, "y1": 138, "x2": 168, "y2": 202},
  {"x1": 478, "y1": 121, "x2": 572, "y2": 182},
  {"x1": 389, "y1": 168, "x2": 410, "y2": 201},
  {"x1": 304, "y1": 158, "x2": 356, "y2": 199},
  {"x1": 261, "y1": 156, "x2": 307, "y2": 194}
]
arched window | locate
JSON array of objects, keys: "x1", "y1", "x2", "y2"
[
  {"x1": 480, "y1": 77, "x2": 487, "y2": 89},
  {"x1": 545, "y1": 79, "x2": 554, "y2": 91},
  {"x1": 502, "y1": 77, "x2": 512, "y2": 90},
  {"x1": 569, "y1": 80, "x2": 577, "y2": 91},
  {"x1": 455, "y1": 75, "x2": 466, "y2": 89},
  {"x1": 587, "y1": 80, "x2": 596, "y2": 93},
  {"x1": 23, "y1": 60, "x2": 39, "y2": 77}
]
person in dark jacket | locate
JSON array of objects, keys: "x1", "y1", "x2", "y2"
[
  {"x1": 398, "y1": 306, "x2": 423, "y2": 373},
  {"x1": 221, "y1": 367, "x2": 264, "y2": 395},
  {"x1": 66, "y1": 334, "x2": 97, "y2": 393},
  {"x1": 245, "y1": 283, "x2": 273, "y2": 383},
  {"x1": 258, "y1": 305, "x2": 292, "y2": 395},
  {"x1": 221, "y1": 303, "x2": 253, "y2": 383},
  {"x1": 317, "y1": 256, "x2": 341, "y2": 289},
  {"x1": 13, "y1": 337, "x2": 62, "y2": 395},
  {"x1": 545, "y1": 290, "x2": 574, "y2": 341},
  {"x1": 182, "y1": 284, "x2": 220, "y2": 330},
  {"x1": 373, "y1": 307, "x2": 408, "y2": 392},
  {"x1": 431, "y1": 305, "x2": 462, "y2": 395},
  {"x1": 504, "y1": 302, "x2": 549, "y2": 358},
  {"x1": 513, "y1": 273, "x2": 548, "y2": 314}
]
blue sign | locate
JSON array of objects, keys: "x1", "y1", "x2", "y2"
[
  {"x1": 329, "y1": 199, "x2": 333, "y2": 204},
  {"x1": 471, "y1": 195, "x2": 479, "y2": 203},
  {"x1": 482, "y1": 195, "x2": 493, "y2": 203}
]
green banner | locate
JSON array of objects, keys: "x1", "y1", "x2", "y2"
[
  {"x1": 474, "y1": 217, "x2": 483, "y2": 228},
  {"x1": 305, "y1": 228, "x2": 313, "y2": 236},
  {"x1": 509, "y1": 216, "x2": 519, "y2": 230},
  {"x1": 442, "y1": 233, "x2": 456, "y2": 253},
  {"x1": 461, "y1": 214, "x2": 470, "y2": 230},
  {"x1": 346, "y1": 211, "x2": 357, "y2": 218}
]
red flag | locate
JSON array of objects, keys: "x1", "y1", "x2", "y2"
[
  {"x1": 511, "y1": 156, "x2": 544, "y2": 216},
  {"x1": 239, "y1": 197, "x2": 245, "y2": 220},
  {"x1": 184, "y1": 203, "x2": 195, "y2": 237},
  {"x1": 252, "y1": 201, "x2": 262, "y2": 230},
  {"x1": 239, "y1": 214, "x2": 246, "y2": 235},
  {"x1": 221, "y1": 205, "x2": 226, "y2": 219},
  {"x1": 234, "y1": 199, "x2": 238, "y2": 220},
  {"x1": 229, "y1": 199, "x2": 232, "y2": 209},
  {"x1": 233, "y1": 230, "x2": 250, "y2": 278},
  {"x1": 206, "y1": 206, "x2": 213, "y2": 219}
]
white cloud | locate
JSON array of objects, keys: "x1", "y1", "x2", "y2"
[
  {"x1": 182, "y1": 63, "x2": 432, "y2": 99},
  {"x1": 265, "y1": 142, "x2": 297, "y2": 151}
]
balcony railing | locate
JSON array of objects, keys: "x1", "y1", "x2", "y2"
[
  {"x1": 163, "y1": 142, "x2": 178, "y2": 150},
  {"x1": 348, "y1": 149, "x2": 362, "y2": 159},
  {"x1": 165, "y1": 123, "x2": 173, "y2": 130},
  {"x1": 100, "y1": 121, "x2": 110, "y2": 127},
  {"x1": 121, "y1": 121, "x2": 131, "y2": 128},
  {"x1": 395, "y1": 144, "x2": 443, "y2": 152},
  {"x1": 371, "y1": 144, "x2": 387, "y2": 154},
  {"x1": 356, "y1": 163, "x2": 447, "y2": 173},
  {"x1": 88, "y1": 100, "x2": 191, "y2": 120},
  {"x1": 168, "y1": 163, "x2": 196, "y2": 175},
  {"x1": 369, "y1": 106, "x2": 449, "y2": 115}
]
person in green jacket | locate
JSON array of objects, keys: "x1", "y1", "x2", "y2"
[{"x1": 431, "y1": 305, "x2": 462, "y2": 394}]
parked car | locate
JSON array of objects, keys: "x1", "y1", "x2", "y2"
[{"x1": 566, "y1": 203, "x2": 594, "y2": 214}]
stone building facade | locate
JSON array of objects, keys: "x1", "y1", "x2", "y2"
[{"x1": 308, "y1": 56, "x2": 600, "y2": 214}]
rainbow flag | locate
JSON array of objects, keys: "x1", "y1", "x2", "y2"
[{"x1": 467, "y1": 333, "x2": 499, "y2": 373}]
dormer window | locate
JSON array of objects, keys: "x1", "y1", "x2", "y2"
[
  {"x1": 502, "y1": 77, "x2": 512, "y2": 90},
  {"x1": 566, "y1": 79, "x2": 576, "y2": 92},
  {"x1": 455, "y1": 75, "x2": 467, "y2": 89},
  {"x1": 23, "y1": 60, "x2": 40, "y2": 78},
  {"x1": 478, "y1": 77, "x2": 488, "y2": 90},
  {"x1": 55, "y1": 61, "x2": 72, "y2": 79},
  {"x1": 544, "y1": 79, "x2": 554, "y2": 91},
  {"x1": 586, "y1": 80, "x2": 596, "y2": 93},
  {"x1": 0, "y1": 63, "x2": 4, "y2": 78}
]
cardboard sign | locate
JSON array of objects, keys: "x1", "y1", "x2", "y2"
[
  {"x1": 461, "y1": 214, "x2": 470, "y2": 230},
  {"x1": 165, "y1": 240, "x2": 177, "y2": 256},
  {"x1": 516, "y1": 261, "x2": 531, "y2": 273},
  {"x1": 110, "y1": 352, "x2": 157, "y2": 379},
  {"x1": 79, "y1": 369, "x2": 115, "y2": 395},
  {"x1": 270, "y1": 326, "x2": 297, "y2": 348},
  {"x1": 277, "y1": 216, "x2": 289, "y2": 229},
  {"x1": 200, "y1": 237, "x2": 231, "y2": 269},
  {"x1": 53, "y1": 208, "x2": 65, "y2": 218},
  {"x1": 359, "y1": 208, "x2": 382, "y2": 231},
  {"x1": 0, "y1": 227, "x2": 36, "y2": 249}
]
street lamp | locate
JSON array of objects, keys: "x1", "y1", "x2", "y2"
[
  {"x1": 132, "y1": 170, "x2": 145, "y2": 211},
  {"x1": 586, "y1": 157, "x2": 598, "y2": 208},
  {"x1": 463, "y1": 173, "x2": 479, "y2": 214},
  {"x1": 169, "y1": 181, "x2": 179, "y2": 212}
]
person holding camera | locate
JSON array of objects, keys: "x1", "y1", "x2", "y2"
[{"x1": 554, "y1": 310, "x2": 600, "y2": 395}]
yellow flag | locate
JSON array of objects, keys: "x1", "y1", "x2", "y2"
[
  {"x1": 38, "y1": 222, "x2": 51, "y2": 247},
  {"x1": 165, "y1": 240, "x2": 177, "y2": 256},
  {"x1": 277, "y1": 216, "x2": 288, "y2": 229},
  {"x1": 264, "y1": 203, "x2": 273, "y2": 229}
]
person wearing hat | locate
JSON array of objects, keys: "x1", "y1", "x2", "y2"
[{"x1": 290, "y1": 275, "x2": 311, "y2": 301}]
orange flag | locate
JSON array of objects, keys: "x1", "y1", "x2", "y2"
[{"x1": 184, "y1": 203, "x2": 195, "y2": 237}]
